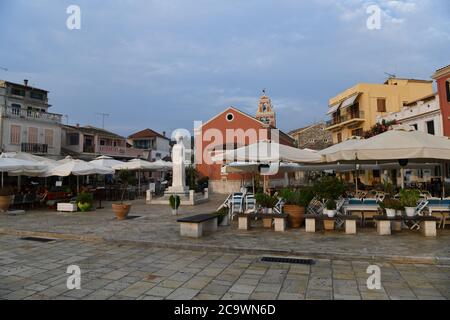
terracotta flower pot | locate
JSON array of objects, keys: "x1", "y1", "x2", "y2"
[
  {"x1": 112, "y1": 203, "x2": 131, "y2": 220},
  {"x1": 263, "y1": 217, "x2": 273, "y2": 228},
  {"x1": 0, "y1": 195, "x2": 11, "y2": 212},
  {"x1": 283, "y1": 205, "x2": 305, "y2": 228}
]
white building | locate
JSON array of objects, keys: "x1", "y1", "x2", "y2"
[
  {"x1": 127, "y1": 128, "x2": 171, "y2": 161},
  {"x1": 0, "y1": 80, "x2": 62, "y2": 158},
  {"x1": 378, "y1": 93, "x2": 443, "y2": 136}
]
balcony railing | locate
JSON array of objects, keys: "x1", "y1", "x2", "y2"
[
  {"x1": 1, "y1": 106, "x2": 62, "y2": 123},
  {"x1": 98, "y1": 145, "x2": 144, "y2": 158},
  {"x1": 21, "y1": 143, "x2": 48, "y2": 154},
  {"x1": 328, "y1": 110, "x2": 365, "y2": 126}
]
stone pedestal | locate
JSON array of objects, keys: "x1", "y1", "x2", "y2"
[
  {"x1": 377, "y1": 220, "x2": 391, "y2": 235},
  {"x1": 421, "y1": 221, "x2": 436, "y2": 237},
  {"x1": 238, "y1": 216, "x2": 250, "y2": 230},
  {"x1": 274, "y1": 217, "x2": 287, "y2": 232},
  {"x1": 345, "y1": 220, "x2": 356, "y2": 235},
  {"x1": 305, "y1": 218, "x2": 316, "y2": 233}
]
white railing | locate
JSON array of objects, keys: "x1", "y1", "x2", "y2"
[{"x1": 2, "y1": 106, "x2": 62, "y2": 123}]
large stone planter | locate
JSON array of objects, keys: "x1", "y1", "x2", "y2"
[
  {"x1": 112, "y1": 203, "x2": 131, "y2": 220},
  {"x1": 283, "y1": 205, "x2": 305, "y2": 228},
  {"x1": 0, "y1": 195, "x2": 11, "y2": 212}
]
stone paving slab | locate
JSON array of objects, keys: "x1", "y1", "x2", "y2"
[
  {"x1": 0, "y1": 194, "x2": 449, "y2": 264},
  {"x1": 0, "y1": 235, "x2": 448, "y2": 300}
]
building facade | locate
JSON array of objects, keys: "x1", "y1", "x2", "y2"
[
  {"x1": 195, "y1": 95, "x2": 295, "y2": 194},
  {"x1": 0, "y1": 80, "x2": 62, "y2": 158},
  {"x1": 62, "y1": 124, "x2": 143, "y2": 160},
  {"x1": 378, "y1": 93, "x2": 443, "y2": 136},
  {"x1": 289, "y1": 122, "x2": 333, "y2": 150},
  {"x1": 326, "y1": 78, "x2": 434, "y2": 143},
  {"x1": 127, "y1": 129, "x2": 171, "y2": 161},
  {"x1": 432, "y1": 65, "x2": 450, "y2": 137}
]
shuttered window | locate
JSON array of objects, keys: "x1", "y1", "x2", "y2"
[
  {"x1": 44, "y1": 129, "x2": 53, "y2": 147},
  {"x1": 377, "y1": 98, "x2": 386, "y2": 112},
  {"x1": 28, "y1": 127, "x2": 38, "y2": 144},
  {"x1": 10, "y1": 125, "x2": 21, "y2": 144}
]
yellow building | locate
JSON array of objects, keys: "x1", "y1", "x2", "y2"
[{"x1": 326, "y1": 78, "x2": 434, "y2": 143}]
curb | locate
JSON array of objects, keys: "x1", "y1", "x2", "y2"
[{"x1": 1, "y1": 228, "x2": 448, "y2": 265}]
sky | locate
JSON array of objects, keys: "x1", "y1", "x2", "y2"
[{"x1": 0, "y1": 0, "x2": 449, "y2": 137}]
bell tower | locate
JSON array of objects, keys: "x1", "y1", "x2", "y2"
[{"x1": 255, "y1": 90, "x2": 276, "y2": 127}]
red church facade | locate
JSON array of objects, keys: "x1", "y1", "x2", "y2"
[{"x1": 195, "y1": 97, "x2": 294, "y2": 194}]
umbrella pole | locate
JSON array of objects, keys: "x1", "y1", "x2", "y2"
[
  {"x1": 401, "y1": 168, "x2": 405, "y2": 189},
  {"x1": 139, "y1": 170, "x2": 141, "y2": 198},
  {"x1": 77, "y1": 176, "x2": 79, "y2": 194},
  {"x1": 441, "y1": 162, "x2": 445, "y2": 198},
  {"x1": 1, "y1": 172, "x2": 3, "y2": 187}
]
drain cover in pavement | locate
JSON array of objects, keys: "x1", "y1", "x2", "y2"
[
  {"x1": 261, "y1": 256, "x2": 315, "y2": 265},
  {"x1": 20, "y1": 237, "x2": 56, "y2": 243}
]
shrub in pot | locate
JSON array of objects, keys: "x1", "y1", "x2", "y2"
[
  {"x1": 169, "y1": 195, "x2": 181, "y2": 215},
  {"x1": 313, "y1": 176, "x2": 345, "y2": 203},
  {"x1": 112, "y1": 170, "x2": 136, "y2": 220},
  {"x1": 255, "y1": 193, "x2": 278, "y2": 214},
  {"x1": 76, "y1": 192, "x2": 93, "y2": 212},
  {"x1": 0, "y1": 187, "x2": 13, "y2": 212},
  {"x1": 380, "y1": 198, "x2": 400, "y2": 218},
  {"x1": 323, "y1": 199, "x2": 337, "y2": 217},
  {"x1": 399, "y1": 189, "x2": 420, "y2": 217},
  {"x1": 280, "y1": 187, "x2": 314, "y2": 228}
]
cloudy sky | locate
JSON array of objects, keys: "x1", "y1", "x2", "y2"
[{"x1": 0, "y1": 0, "x2": 448, "y2": 136}]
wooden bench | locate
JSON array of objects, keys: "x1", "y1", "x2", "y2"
[
  {"x1": 374, "y1": 215, "x2": 438, "y2": 237},
  {"x1": 177, "y1": 213, "x2": 218, "y2": 238},
  {"x1": 305, "y1": 215, "x2": 361, "y2": 234},
  {"x1": 237, "y1": 213, "x2": 288, "y2": 232}
]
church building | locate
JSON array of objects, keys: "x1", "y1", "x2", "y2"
[{"x1": 195, "y1": 93, "x2": 295, "y2": 194}]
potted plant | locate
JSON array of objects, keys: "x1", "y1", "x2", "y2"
[
  {"x1": 0, "y1": 186, "x2": 13, "y2": 212},
  {"x1": 169, "y1": 195, "x2": 181, "y2": 215},
  {"x1": 112, "y1": 170, "x2": 136, "y2": 220},
  {"x1": 399, "y1": 189, "x2": 420, "y2": 217},
  {"x1": 324, "y1": 199, "x2": 337, "y2": 217},
  {"x1": 255, "y1": 193, "x2": 278, "y2": 214},
  {"x1": 76, "y1": 192, "x2": 93, "y2": 212},
  {"x1": 216, "y1": 207, "x2": 229, "y2": 226},
  {"x1": 280, "y1": 187, "x2": 314, "y2": 228},
  {"x1": 380, "y1": 198, "x2": 400, "y2": 218}
]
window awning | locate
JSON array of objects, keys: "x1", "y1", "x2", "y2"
[
  {"x1": 340, "y1": 93, "x2": 360, "y2": 110},
  {"x1": 326, "y1": 103, "x2": 341, "y2": 115}
]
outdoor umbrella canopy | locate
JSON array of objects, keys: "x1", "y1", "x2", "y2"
[
  {"x1": 89, "y1": 155, "x2": 125, "y2": 169},
  {"x1": 151, "y1": 159, "x2": 173, "y2": 171},
  {"x1": 1, "y1": 152, "x2": 58, "y2": 177},
  {"x1": 51, "y1": 160, "x2": 114, "y2": 176},
  {"x1": 0, "y1": 154, "x2": 47, "y2": 186},
  {"x1": 211, "y1": 141, "x2": 322, "y2": 163},
  {"x1": 112, "y1": 158, "x2": 157, "y2": 171},
  {"x1": 320, "y1": 125, "x2": 450, "y2": 162},
  {"x1": 222, "y1": 161, "x2": 303, "y2": 174}
]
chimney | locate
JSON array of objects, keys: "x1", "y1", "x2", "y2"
[
  {"x1": 24, "y1": 79, "x2": 28, "y2": 86},
  {"x1": 162, "y1": 131, "x2": 166, "y2": 137},
  {"x1": 76, "y1": 123, "x2": 80, "y2": 127}
]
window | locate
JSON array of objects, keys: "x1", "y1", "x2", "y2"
[
  {"x1": 11, "y1": 103, "x2": 21, "y2": 115},
  {"x1": 10, "y1": 87, "x2": 25, "y2": 96},
  {"x1": 446, "y1": 80, "x2": 450, "y2": 103},
  {"x1": 30, "y1": 91, "x2": 45, "y2": 100},
  {"x1": 68, "y1": 133, "x2": 79, "y2": 145},
  {"x1": 377, "y1": 98, "x2": 386, "y2": 112},
  {"x1": 28, "y1": 127, "x2": 38, "y2": 144},
  {"x1": 100, "y1": 139, "x2": 105, "y2": 146},
  {"x1": 226, "y1": 113, "x2": 234, "y2": 122},
  {"x1": 44, "y1": 129, "x2": 53, "y2": 147},
  {"x1": 352, "y1": 128, "x2": 363, "y2": 137},
  {"x1": 10, "y1": 125, "x2": 21, "y2": 144},
  {"x1": 373, "y1": 170, "x2": 380, "y2": 178},
  {"x1": 426, "y1": 120, "x2": 435, "y2": 135},
  {"x1": 411, "y1": 123, "x2": 418, "y2": 130},
  {"x1": 337, "y1": 132, "x2": 342, "y2": 143}
]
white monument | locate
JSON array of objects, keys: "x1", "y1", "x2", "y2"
[{"x1": 166, "y1": 132, "x2": 189, "y2": 195}]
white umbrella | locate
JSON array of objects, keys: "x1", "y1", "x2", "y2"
[
  {"x1": 89, "y1": 155, "x2": 125, "y2": 169},
  {"x1": 211, "y1": 140, "x2": 322, "y2": 163},
  {"x1": 152, "y1": 159, "x2": 173, "y2": 170},
  {"x1": 0, "y1": 154, "x2": 47, "y2": 186},
  {"x1": 51, "y1": 159, "x2": 114, "y2": 193},
  {"x1": 1, "y1": 152, "x2": 58, "y2": 177}
]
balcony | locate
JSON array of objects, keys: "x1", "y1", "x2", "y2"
[
  {"x1": 21, "y1": 143, "x2": 48, "y2": 154},
  {"x1": 98, "y1": 145, "x2": 144, "y2": 158},
  {"x1": 326, "y1": 110, "x2": 365, "y2": 131},
  {"x1": 1, "y1": 106, "x2": 62, "y2": 124}
]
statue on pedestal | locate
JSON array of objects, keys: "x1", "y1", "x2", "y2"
[{"x1": 166, "y1": 132, "x2": 189, "y2": 194}]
